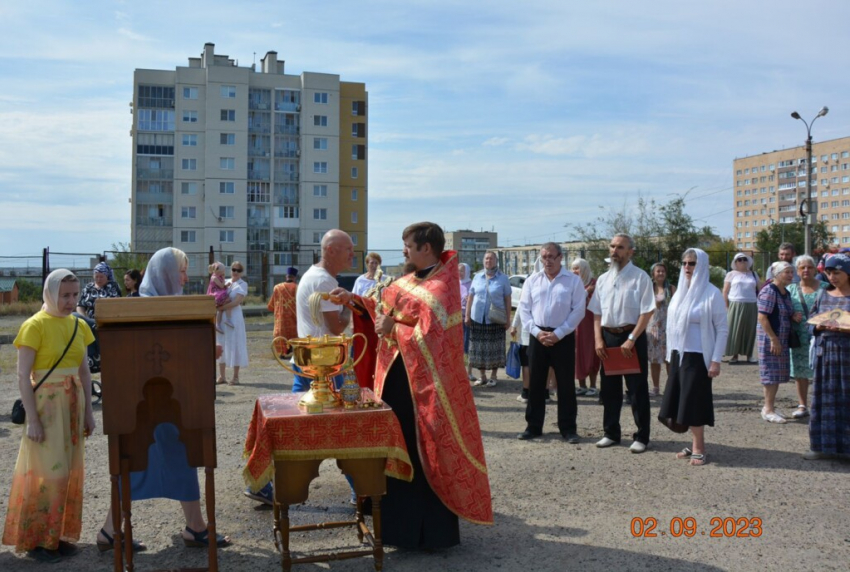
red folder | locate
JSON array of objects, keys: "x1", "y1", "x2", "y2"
[{"x1": 602, "y1": 347, "x2": 641, "y2": 375}]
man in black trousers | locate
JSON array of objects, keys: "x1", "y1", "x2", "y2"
[
  {"x1": 517, "y1": 242, "x2": 587, "y2": 442},
  {"x1": 587, "y1": 233, "x2": 656, "y2": 453}
]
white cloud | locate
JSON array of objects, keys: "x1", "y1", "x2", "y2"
[{"x1": 483, "y1": 137, "x2": 508, "y2": 147}]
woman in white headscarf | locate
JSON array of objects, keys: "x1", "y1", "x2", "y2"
[
  {"x1": 98, "y1": 248, "x2": 231, "y2": 550},
  {"x1": 458, "y1": 262, "x2": 475, "y2": 381},
  {"x1": 723, "y1": 252, "x2": 761, "y2": 363},
  {"x1": 658, "y1": 249, "x2": 728, "y2": 466},
  {"x1": 3, "y1": 270, "x2": 96, "y2": 563},
  {"x1": 570, "y1": 258, "x2": 600, "y2": 396}
]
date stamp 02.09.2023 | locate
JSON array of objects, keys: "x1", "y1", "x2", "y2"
[{"x1": 630, "y1": 517, "x2": 763, "y2": 538}]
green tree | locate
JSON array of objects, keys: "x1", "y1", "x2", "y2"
[
  {"x1": 16, "y1": 278, "x2": 42, "y2": 302},
  {"x1": 754, "y1": 221, "x2": 833, "y2": 259},
  {"x1": 106, "y1": 242, "x2": 151, "y2": 291}
]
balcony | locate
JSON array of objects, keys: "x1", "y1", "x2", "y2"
[
  {"x1": 274, "y1": 172, "x2": 299, "y2": 182},
  {"x1": 248, "y1": 123, "x2": 271, "y2": 134},
  {"x1": 135, "y1": 216, "x2": 173, "y2": 227},
  {"x1": 248, "y1": 217, "x2": 270, "y2": 228},
  {"x1": 274, "y1": 149, "x2": 298, "y2": 158},
  {"x1": 249, "y1": 101, "x2": 271, "y2": 110},
  {"x1": 274, "y1": 124, "x2": 299, "y2": 136},
  {"x1": 275, "y1": 102, "x2": 299, "y2": 112},
  {"x1": 137, "y1": 168, "x2": 174, "y2": 180},
  {"x1": 247, "y1": 170, "x2": 270, "y2": 181},
  {"x1": 249, "y1": 148, "x2": 271, "y2": 158},
  {"x1": 136, "y1": 191, "x2": 173, "y2": 204}
]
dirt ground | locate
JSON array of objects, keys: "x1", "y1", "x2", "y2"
[{"x1": 0, "y1": 316, "x2": 848, "y2": 572}]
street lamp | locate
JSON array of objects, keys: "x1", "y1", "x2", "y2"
[{"x1": 790, "y1": 106, "x2": 829, "y2": 255}]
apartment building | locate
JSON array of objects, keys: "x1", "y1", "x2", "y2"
[
  {"x1": 131, "y1": 43, "x2": 368, "y2": 280},
  {"x1": 444, "y1": 230, "x2": 498, "y2": 269},
  {"x1": 733, "y1": 136, "x2": 850, "y2": 251}
]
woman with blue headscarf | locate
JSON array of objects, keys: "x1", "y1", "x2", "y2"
[
  {"x1": 97, "y1": 248, "x2": 230, "y2": 550},
  {"x1": 76, "y1": 261, "x2": 122, "y2": 319}
]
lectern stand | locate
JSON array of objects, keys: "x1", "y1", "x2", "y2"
[{"x1": 97, "y1": 296, "x2": 219, "y2": 572}]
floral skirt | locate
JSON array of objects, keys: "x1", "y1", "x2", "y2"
[
  {"x1": 468, "y1": 321, "x2": 507, "y2": 370},
  {"x1": 2, "y1": 369, "x2": 85, "y2": 552}
]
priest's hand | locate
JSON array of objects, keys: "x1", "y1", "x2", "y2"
[{"x1": 375, "y1": 313, "x2": 395, "y2": 337}]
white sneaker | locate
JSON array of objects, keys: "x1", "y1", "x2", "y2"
[
  {"x1": 761, "y1": 408, "x2": 787, "y2": 424},
  {"x1": 516, "y1": 393, "x2": 528, "y2": 403},
  {"x1": 596, "y1": 437, "x2": 618, "y2": 448},
  {"x1": 472, "y1": 378, "x2": 485, "y2": 387},
  {"x1": 792, "y1": 405, "x2": 809, "y2": 419},
  {"x1": 629, "y1": 441, "x2": 647, "y2": 454},
  {"x1": 485, "y1": 378, "x2": 496, "y2": 388}
]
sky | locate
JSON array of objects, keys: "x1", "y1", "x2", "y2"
[{"x1": 1, "y1": 0, "x2": 849, "y2": 268}]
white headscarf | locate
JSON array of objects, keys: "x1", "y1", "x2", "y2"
[
  {"x1": 570, "y1": 258, "x2": 593, "y2": 286},
  {"x1": 43, "y1": 268, "x2": 78, "y2": 317},
  {"x1": 770, "y1": 261, "x2": 793, "y2": 281},
  {"x1": 458, "y1": 263, "x2": 472, "y2": 285},
  {"x1": 139, "y1": 248, "x2": 184, "y2": 297},
  {"x1": 666, "y1": 248, "x2": 710, "y2": 363}
]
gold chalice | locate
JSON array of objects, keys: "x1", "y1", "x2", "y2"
[{"x1": 272, "y1": 333, "x2": 368, "y2": 411}]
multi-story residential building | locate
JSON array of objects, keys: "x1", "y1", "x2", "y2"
[
  {"x1": 733, "y1": 136, "x2": 850, "y2": 251},
  {"x1": 444, "y1": 230, "x2": 498, "y2": 269},
  {"x1": 131, "y1": 43, "x2": 368, "y2": 284}
]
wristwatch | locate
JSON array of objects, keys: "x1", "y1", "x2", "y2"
[{"x1": 627, "y1": 333, "x2": 636, "y2": 342}]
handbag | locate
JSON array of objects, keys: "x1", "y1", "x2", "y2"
[
  {"x1": 505, "y1": 341, "x2": 521, "y2": 379},
  {"x1": 488, "y1": 304, "x2": 507, "y2": 325},
  {"x1": 11, "y1": 318, "x2": 79, "y2": 425}
]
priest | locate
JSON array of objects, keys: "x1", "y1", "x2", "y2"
[{"x1": 332, "y1": 221, "x2": 493, "y2": 549}]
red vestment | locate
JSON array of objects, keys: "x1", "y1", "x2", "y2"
[
  {"x1": 355, "y1": 250, "x2": 493, "y2": 525},
  {"x1": 351, "y1": 310, "x2": 378, "y2": 390},
  {"x1": 268, "y1": 282, "x2": 298, "y2": 355}
]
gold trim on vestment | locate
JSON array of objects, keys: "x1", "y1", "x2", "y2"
[
  {"x1": 412, "y1": 328, "x2": 488, "y2": 475},
  {"x1": 394, "y1": 274, "x2": 449, "y2": 329}
]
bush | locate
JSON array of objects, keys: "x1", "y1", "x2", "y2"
[{"x1": 0, "y1": 301, "x2": 43, "y2": 316}]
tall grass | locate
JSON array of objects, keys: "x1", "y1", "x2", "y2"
[{"x1": 0, "y1": 301, "x2": 43, "y2": 317}]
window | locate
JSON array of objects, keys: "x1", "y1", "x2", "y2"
[
  {"x1": 182, "y1": 134, "x2": 197, "y2": 146},
  {"x1": 220, "y1": 157, "x2": 235, "y2": 170},
  {"x1": 221, "y1": 109, "x2": 236, "y2": 121},
  {"x1": 181, "y1": 158, "x2": 196, "y2": 171},
  {"x1": 219, "y1": 206, "x2": 235, "y2": 219},
  {"x1": 313, "y1": 231, "x2": 324, "y2": 243},
  {"x1": 220, "y1": 133, "x2": 235, "y2": 145},
  {"x1": 352, "y1": 123, "x2": 365, "y2": 138},
  {"x1": 181, "y1": 230, "x2": 196, "y2": 243},
  {"x1": 220, "y1": 181, "x2": 235, "y2": 194},
  {"x1": 182, "y1": 110, "x2": 198, "y2": 123},
  {"x1": 313, "y1": 92, "x2": 328, "y2": 104},
  {"x1": 313, "y1": 137, "x2": 328, "y2": 150},
  {"x1": 313, "y1": 115, "x2": 328, "y2": 127},
  {"x1": 744, "y1": 169, "x2": 749, "y2": 175},
  {"x1": 138, "y1": 85, "x2": 175, "y2": 108},
  {"x1": 351, "y1": 188, "x2": 358, "y2": 201},
  {"x1": 313, "y1": 162, "x2": 328, "y2": 174},
  {"x1": 351, "y1": 211, "x2": 358, "y2": 224},
  {"x1": 352, "y1": 101, "x2": 366, "y2": 116},
  {"x1": 183, "y1": 87, "x2": 198, "y2": 100},
  {"x1": 843, "y1": 152, "x2": 849, "y2": 158},
  {"x1": 352, "y1": 144, "x2": 365, "y2": 160},
  {"x1": 313, "y1": 184, "x2": 327, "y2": 197},
  {"x1": 832, "y1": 153, "x2": 839, "y2": 160},
  {"x1": 137, "y1": 109, "x2": 175, "y2": 131},
  {"x1": 736, "y1": 169, "x2": 742, "y2": 176},
  {"x1": 313, "y1": 208, "x2": 327, "y2": 220},
  {"x1": 352, "y1": 234, "x2": 358, "y2": 246},
  {"x1": 181, "y1": 182, "x2": 197, "y2": 195},
  {"x1": 181, "y1": 206, "x2": 196, "y2": 219},
  {"x1": 351, "y1": 166, "x2": 358, "y2": 179},
  {"x1": 219, "y1": 230, "x2": 234, "y2": 243},
  {"x1": 278, "y1": 206, "x2": 299, "y2": 218},
  {"x1": 220, "y1": 85, "x2": 236, "y2": 98}
]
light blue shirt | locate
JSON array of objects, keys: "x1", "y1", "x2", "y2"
[{"x1": 469, "y1": 270, "x2": 511, "y2": 324}]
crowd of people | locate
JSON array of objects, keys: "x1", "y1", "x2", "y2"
[{"x1": 3, "y1": 230, "x2": 849, "y2": 564}]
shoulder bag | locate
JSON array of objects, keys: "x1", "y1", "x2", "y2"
[{"x1": 11, "y1": 318, "x2": 79, "y2": 425}]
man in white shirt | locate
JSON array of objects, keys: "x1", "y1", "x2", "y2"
[
  {"x1": 587, "y1": 234, "x2": 656, "y2": 453},
  {"x1": 517, "y1": 243, "x2": 586, "y2": 442}
]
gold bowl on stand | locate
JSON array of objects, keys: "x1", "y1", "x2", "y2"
[{"x1": 272, "y1": 333, "x2": 367, "y2": 411}]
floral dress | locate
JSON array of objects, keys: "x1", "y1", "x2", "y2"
[
  {"x1": 646, "y1": 286, "x2": 670, "y2": 364},
  {"x1": 756, "y1": 284, "x2": 793, "y2": 385},
  {"x1": 787, "y1": 281, "x2": 828, "y2": 379}
]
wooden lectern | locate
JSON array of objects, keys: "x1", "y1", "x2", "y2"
[{"x1": 97, "y1": 296, "x2": 219, "y2": 572}]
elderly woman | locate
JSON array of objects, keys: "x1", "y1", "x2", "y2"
[
  {"x1": 466, "y1": 251, "x2": 512, "y2": 388},
  {"x1": 756, "y1": 261, "x2": 802, "y2": 424},
  {"x1": 805, "y1": 254, "x2": 850, "y2": 460},
  {"x1": 77, "y1": 261, "x2": 122, "y2": 318},
  {"x1": 723, "y1": 253, "x2": 760, "y2": 363},
  {"x1": 217, "y1": 261, "x2": 248, "y2": 385},
  {"x1": 647, "y1": 262, "x2": 676, "y2": 396},
  {"x1": 658, "y1": 249, "x2": 727, "y2": 466},
  {"x1": 571, "y1": 258, "x2": 600, "y2": 397},
  {"x1": 98, "y1": 248, "x2": 230, "y2": 550},
  {"x1": 2, "y1": 270, "x2": 96, "y2": 563},
  {"x1": 786, "y1": 255, "x2": 828, "y2": 420},
  {"x1": 459, "y1": 263, "x2": 475, "y2": 382}
]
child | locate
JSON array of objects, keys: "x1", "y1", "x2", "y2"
[{"x1": 207, "y1": 262, "x2": 233, "y2": 332}]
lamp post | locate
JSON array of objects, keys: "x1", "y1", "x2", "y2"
[{"x1": 791, "y1": 106, "x2": 829, "y2": 255}]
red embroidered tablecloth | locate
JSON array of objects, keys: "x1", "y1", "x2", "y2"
[{"x1": 243, "y1": 390, "x2": 413, "y2": 492}]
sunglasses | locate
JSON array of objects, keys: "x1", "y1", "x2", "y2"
[
  {"x1": 231, "y1": 268, "x2": 243, "y2": 273},
  {"x1": 682, "y1": 261, "x2": 697, "y2": 267}
]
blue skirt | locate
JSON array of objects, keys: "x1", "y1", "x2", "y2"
[{"x1": 130, "y1": 423, "x2": 200, "y2": 502}]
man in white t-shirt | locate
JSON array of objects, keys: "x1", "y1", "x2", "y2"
[
  {"x1": 244, "y1": 229, "x2": 354, "y2": 506},
  {"x1": 293, "y1": 229, "x2": 355, "y2": 390}
]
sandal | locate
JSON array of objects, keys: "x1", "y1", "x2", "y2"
[
  {"x1": 676, "y1": 447, "x2": 693, "y2": 459},
  {"x1": 97, "y1": 528, "x2": 147, "y2": 553},
  {"x1": 689, "y1": 454, "x2": 708, "y2": 466},
  {"x1": 215, "y1": 377, "x2": 227, "y2": 385},
  {"x1": 183, "y1": 526, "x2": 231, "y2": 548},
  {"x1": 228, "y1": 377, "x2": 240, "y2": 386}
]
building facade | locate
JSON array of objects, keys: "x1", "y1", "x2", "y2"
[
  {"x1": 444, "y1": 231, "x2": 498, "y2": 270},
  {"x1": 733, "y1": 136, "x2": 850, "y2": 251},
  {"x1": 131, "y1": 43, "x2": 368, "y2": 282}
]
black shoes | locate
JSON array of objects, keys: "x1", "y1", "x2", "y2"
[
  {"x1": 562, "y1": 433, "x2": 580, "y2": 444},
  {"x1": 517, "y1": 430, "x2": 541, "y2": 440}
]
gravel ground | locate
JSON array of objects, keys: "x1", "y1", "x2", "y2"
[{"x1": 0, "y1": 318, "x2": 848, "y2": 571}]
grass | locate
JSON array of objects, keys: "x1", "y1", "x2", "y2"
[{"x1": 0, "y1": 301, "x2": 43, "y2": 317}]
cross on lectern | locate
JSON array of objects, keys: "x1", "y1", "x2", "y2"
[{"x1": 145, "y1": 343, "x2": 171, "y2": 374}]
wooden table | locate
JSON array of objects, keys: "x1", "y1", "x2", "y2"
[{"x1": 243, "y1": 390, "x2": 412, "y2": 572}]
